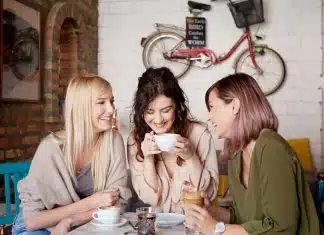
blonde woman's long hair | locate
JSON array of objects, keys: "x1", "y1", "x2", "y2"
[{"x1": 64, "y1": 74, "x2": 114, "y2": 192}]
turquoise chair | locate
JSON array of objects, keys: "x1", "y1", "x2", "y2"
[{"x1": 0, "y1": 162, "x2": 31, "y2": 225}]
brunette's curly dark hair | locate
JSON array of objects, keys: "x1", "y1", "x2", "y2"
[{"x1": 130, "y1": 67, "x2": 192, "y2": 162}]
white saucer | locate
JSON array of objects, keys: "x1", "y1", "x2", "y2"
[
  {"x1": 91, "y1": 217, "x2": 128, "y2": 227},
  {"x1": 156, "y1": 213, "x2": 184, "y2": 226}
]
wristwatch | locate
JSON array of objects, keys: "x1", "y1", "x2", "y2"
[{"x1": 215, "y1": 221, "x2": 226, "y2": 235}]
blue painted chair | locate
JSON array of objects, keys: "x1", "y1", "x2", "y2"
[{"x1": 0, "y1": 162, "x2": 31, "y2": 225}]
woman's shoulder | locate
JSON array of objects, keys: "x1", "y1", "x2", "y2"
[
  {"x1": 186, "y1": 121, "x2": 213, "y2": 149},
  {"x1": 257, "y1": 129, "x2": 290, "y2": 150},
  {"x1": 41, "y1": 131, "x2": 65, "y2": 149},
  {"x1": 31, "y1": 131, "x2": 64, "y2": 163},
  {"x1": 255, "y1": 129, "x2": 296, "y2": 166},
  {"x1": 112, "y1": 129, "x2": 125, "y2": 146},
  {"x1": 187, "y1": 121, "x2": 211, "y2": 139},
  {"x1": 126, "y1": 130, "x2": 136, "y2": 147}
]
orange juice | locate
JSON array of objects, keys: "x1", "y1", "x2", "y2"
[{"x1": 183, "y1": 191, "x2": 204, "y2": 207}]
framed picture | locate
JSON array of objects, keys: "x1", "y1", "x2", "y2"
[{"x1": 0, "y1": 0, "x2": 41, "y2": 102}]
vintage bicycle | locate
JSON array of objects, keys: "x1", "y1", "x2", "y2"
[{"x1": 140, "y1": 0, "x2": 286, "y2": 96}]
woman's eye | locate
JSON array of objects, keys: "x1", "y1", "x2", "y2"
[{"x1": 162, "y1": 108, "x2": 171, "y2": 113}]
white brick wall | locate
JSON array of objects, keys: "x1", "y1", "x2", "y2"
[{"x1": 98, "y1": 0, "x2": 323, "y2": 170}]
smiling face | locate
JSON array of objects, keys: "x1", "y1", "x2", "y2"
[
  {"x1": 208, "y1": 90, "x2": 237, "y2": 139},
  {"x1": 144, "y1": 95, "x2": 176, "y2": 134},
  {"x1": 92, "y1": 87, "x2": 115, "y2": 133}
]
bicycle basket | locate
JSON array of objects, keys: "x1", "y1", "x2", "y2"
[{"x1": 228, "y1": 0, "x2": 264, "y2": 28}]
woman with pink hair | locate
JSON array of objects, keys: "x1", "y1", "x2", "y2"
[{"x1": 185, "y1": 73, "x2": 320, "y2": 235}]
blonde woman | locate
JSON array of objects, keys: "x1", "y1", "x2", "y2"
[{"x1": 12, "y1": 74, "x2": 132, "y2": 235}]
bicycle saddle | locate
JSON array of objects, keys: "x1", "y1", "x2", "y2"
[{"x1": 188, "y1": 1, "x2": 211, "y2": 11}]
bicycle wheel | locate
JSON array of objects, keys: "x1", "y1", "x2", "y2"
[
  {"x1": 142, "y1": 32, "x2": 191, "y2": 79},
  {"x1": 10, "y1": 37, "x2": 39, "y2": 81},
  {"x1": 235, "y1": 45, "x2": 286, "y2": 96}
]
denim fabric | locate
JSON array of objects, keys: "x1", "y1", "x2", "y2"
[{"x1": 12, "y1": 212, "x2": 50, "y2": 235}]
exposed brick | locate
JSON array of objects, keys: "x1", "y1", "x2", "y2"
[
  {"x1": 26, "y1": 145, "x2": 37, "y2": 156},
  {"x1": 5, "y1": 149, "x2": 17, "y2": 159},
  {"x1": 14, "y1": 115, "x2": 28, "y2": 124},
  {"x1": 31, "y1": 116, "x2": 43, "y2": 122},
  {"x1": 0, "y1": 138, "x2": 9, "y2": 148},
  {"x1": 6, "y1": 126, "x2": 22, "y2": 135},
  {"x1": 5, "y1": 148, "x2": 23, "y2": 159},
  {"x1": 27, "y1": 124, "x2": 42, "y2": 133},
  {"x1": 15, "y1": 149, "x2": 24, "y2": 158},
  {"x1": 7, "y1": 138, "x2": 22, "y2": 148},
  {"x1": 22, "y1": 136, "x2": 39, "y2": 145},
  {"x1": 45, "y1": 123, "x2": 64, "y2": 132},
  {"x1": 0, "y1": 0, "x2": 98, "y2": 163},
  {"x1": 30, "y1": 104, "x2": 43, "y2": 112},
  {"x1": 0, "y1": 127, "x2": 5, "y2": 135},
  {"x1": 0, "y1": 151, "x2": 4, "y2": 161}
]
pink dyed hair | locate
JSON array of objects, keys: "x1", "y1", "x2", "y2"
[{"x1": 205, "y1": 73, "x2": 278, "y2": 157}]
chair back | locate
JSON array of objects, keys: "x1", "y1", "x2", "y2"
[
  {"x1": 287, "y1": 138, "x2": 313, "y2": 172},
  {"x1": 0, "y1": 162, "x2": 31, "y2": 225}
]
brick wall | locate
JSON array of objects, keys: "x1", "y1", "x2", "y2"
[
  {"x1": 98, "y1": 0, "x2": 323, "y2": 170},
  {"x1": 0, "y1": 0, "x2": 99, "y2": 161}
]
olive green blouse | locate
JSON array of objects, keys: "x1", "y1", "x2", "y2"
[{"x1": 228, "y1": 129, "x2": 320, "y2": 235}]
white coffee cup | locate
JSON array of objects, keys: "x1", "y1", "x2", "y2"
[
  {"x1": 92, "y1": 206, "x2": 121, "y2": 224},
  {"x1": 154, "y1": 134, "x2": 177, "y2": 152}
]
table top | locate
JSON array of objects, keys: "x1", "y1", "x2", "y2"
[
  {"x1": 68, "y1": 212, "x2": 187, "y2": 235},
  {"x1": 68, "y1": 196, "x2": 233, "y2": 235},
  {"x1": 69, "y1": 220, "x2": 187, "y2": 235}
]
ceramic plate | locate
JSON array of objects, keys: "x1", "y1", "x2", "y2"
[
  {"x1": 156, "y1": 213, "x2": 184, "y2": 226},
  {"x1": 91, "y1": 217, "x2": 128, "y2": 227}
]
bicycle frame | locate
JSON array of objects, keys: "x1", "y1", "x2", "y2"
[{"x1": 167, "y1": 26, "x2": 260, "y2": 70}]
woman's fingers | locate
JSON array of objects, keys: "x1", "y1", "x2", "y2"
[
  {"x1": 176, "y1": 135, "x2": 187, "y2": 143},
  {"x1": 173, "y1": 142, "x2": 186, "y2": 149},
  {"x1": 144, "y1": 133, "x2": 153, "y2": 141},
  {"x1": 186, "y1": 208, "x2": 204, "y2": 221}
]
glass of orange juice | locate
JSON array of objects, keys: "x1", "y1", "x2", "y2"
[{"x1": 183, "y1": 190, "x2": 204, "y2": 235}]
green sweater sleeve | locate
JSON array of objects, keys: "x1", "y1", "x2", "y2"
[{"x1": 241, "y1": 141, "x2": 299, "y2": 235}]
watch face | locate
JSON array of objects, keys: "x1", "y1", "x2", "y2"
[{"x1": 216, "y1": 222, "x2": 226, "y2": 232}]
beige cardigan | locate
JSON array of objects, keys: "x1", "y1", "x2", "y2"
[
  {"x1": 128, "y1": 122, "x2": 219, "y2": 213},
  {"x1": 18, "y1": 130, "x2": 132, "y2": 218}
]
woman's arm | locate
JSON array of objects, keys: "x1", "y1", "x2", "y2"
[
  {"x1": 186, "y1": 130, "x2": 219, "y2": 198},
  {"x1": 185, "y1": 204, "x2": 248, "y2": 235},
  {"x1": 127, "y1": 134, "x2": 162, "y2": 206},
  {"x1": 25, "y1": 198, "x2": 91, "y2": 231},
  {"x1": 207, "y1": 206, "x2": 231, "y2": 224},
  {"x1": 25, "y1": 190, "x2": 119, "y2": 231},
  {"x1": 48, "y1": 209, "x2": 97, "y2": 235},
  {"x1": 143, "y1": 157, "x2": 160, "y2": 192}
]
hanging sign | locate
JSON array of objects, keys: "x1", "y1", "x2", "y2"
[{"x1": 186, "y1": 17, "x2": 206, "y2": 48}]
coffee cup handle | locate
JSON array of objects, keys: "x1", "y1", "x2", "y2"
[{"x1": 92, "y1": 211, "x2": 99, "y2": 220}]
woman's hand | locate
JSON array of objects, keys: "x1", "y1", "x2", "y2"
[
  {"x1": 50, "y1": 218, "x2": 73, "y2": 235},
  {"x1": 185, "y1": 204, "x2": 218, "y2": 234},
  {"x1": 173, "y1": 135, "x2": 194, "y2": 160},
  {"x1": 141, "y1": 131, "x2": 161, "y2": 158},
  {"x1": 89, "y1": 188, "x2": 120, "y2": 209}
]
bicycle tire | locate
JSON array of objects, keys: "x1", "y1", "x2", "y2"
[
  {"x1": 235, "y1": 45, "x2": 286, "y2": 96},
  {"x1": 142, "y1": 32, "x2": 192, "y2": 79},
  {"x1": 10, "y1": 37, "x2": 39, "y2": 81}
]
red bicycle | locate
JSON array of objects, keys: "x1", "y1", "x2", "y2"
[{"x1": 141, "y1": 0, "x2": 286, "y2": 96}]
